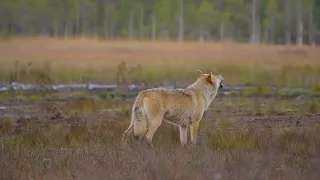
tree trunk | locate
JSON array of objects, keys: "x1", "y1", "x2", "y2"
[
  {"x1": 129, "y1": 9, "x2": 134, "y2": 40},
  {"x1": 104, "y1": 14, "x2": 108, "y2": 39},
  {"x1": 139, "y1": 6, "x2": 144, "y2": 39},
  {"x1": 110, "y1": 14, "x2": 115, "y2": 39},
  {"x1": 81, "y1": 5, "x2": 86, "y2": 37},
  {"x1": 93, "y1": 22, "x2": 97, "y2": 38},
  {"x1": 264, "y1": 27, "x2": 269, "y2": 43},
  {"x1": 178, "y1": 0, "x2": 184, "y2": 42},
  {"x1": 76, "y1": 0, "x2": 81, "y2": 36},
  {"x1": 285, "y1": 0, "x2": 292, "y2": 45},
  {"x1": 270, "y1": 17, "x2": 275, "y2": 44},
  {"x1": 53, "y1": 20, "x2": 59, "y2": 37},
  {"x1": 257, "y1": 1, "x2": 261, "y2": 44},
  {"x1": 251, "y1": 0, "x2": 260, "y2": 44},
  {"x1": 64, "y1": 20, "x2": 69, "y2": 38},
  {"x1": 316, "y1": 26, "x2": 319, "y2": 46},
  {"x1": 18, "y1": 0, "x2": 23, "y2": 35},
  {"x1": 296, "y1": 0, "x2": 303, "y2": 45},
  {"x1": 308, "y1": 0, "x2": 314, "y2": 46},
  {"x1": 251, "y1": 0, "x2": 256, "y2": 43},
  {"x1": 151, "y1": 13, "x2": 156, "y2": 41},
  {"x1": 219, "y1": 21, "x2": 225, "y2": 41}
]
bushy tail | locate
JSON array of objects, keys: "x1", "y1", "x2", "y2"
[{"x1": 122, "y1": 95, "x2": 148, "y2": 143}]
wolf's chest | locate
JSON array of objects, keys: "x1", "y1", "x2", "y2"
[{"x1": 163, "y1": 108, "x2": 194, "y2": 125}]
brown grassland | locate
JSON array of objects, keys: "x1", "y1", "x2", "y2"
[
  {"x1": 0, "y1": 37, "x2": 320, "y2": 87},
  {"x1": 0, "y1": 37, "x2": 319, "y2": 180}
]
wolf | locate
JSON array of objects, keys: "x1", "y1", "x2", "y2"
[{"x1": 122, "y1": 70, "x2": 224, "y2": 146}]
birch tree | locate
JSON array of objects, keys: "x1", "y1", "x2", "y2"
[
  {"x1": 296, "y1": 0, "x2": 304, "y2": 45},
  {"x1": 177, "y1": 0, "x2": 184, "y2": 42},
  {"x1": 251, "y1": 0, "x2": 261, "y2": 44}
]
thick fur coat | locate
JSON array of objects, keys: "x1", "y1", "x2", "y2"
[{"x1": 122, "y1": 70, "x2": 224, "y2": 146}]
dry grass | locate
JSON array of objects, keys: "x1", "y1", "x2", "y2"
[
  {"x1": 0, "y1": 89, "x2": 319, "y2": 179},
  {"x1": 0, "y1": 114, "x2": 319, "y2": 180},
  {"x1": 1, "y1": 37, "x2": 319, "y2": 63},
  {"x1": 0, "y1": 37, "x2": 320, "y2": 87},
  {"x1": 1, "y1": 37, "x2": 320, "y2": 179}
]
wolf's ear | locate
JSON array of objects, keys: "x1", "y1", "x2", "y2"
[
  {"x1": 197, "y1": 69, "x2": 204, "y2": 78},
  {"x1": 218, "y1": 74, "x2": 224, "y2": 80},
  {"x1": 207, "y1": 72, "x2": 214, "y2": 85}
]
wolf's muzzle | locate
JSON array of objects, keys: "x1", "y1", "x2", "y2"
[{"x1": 219, "y1": 81, "x2": 224, "y2": 89}]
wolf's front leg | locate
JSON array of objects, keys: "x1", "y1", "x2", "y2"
[
  {"x1": 179, "y1": 125, "x2": 188, "y2": 145},
  {"x1": 190, "y1": 120, "x2": 201, "y2": 145}
]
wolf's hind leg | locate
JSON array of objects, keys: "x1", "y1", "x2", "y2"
[{"x1": 145, "y1": 116, "x2": 163, "y2": 146}]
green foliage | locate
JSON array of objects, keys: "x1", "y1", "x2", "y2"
[
  {"x1": 306, "y1": 101, "x2": 319, "y2": 114},
  {"x1": 312, "y1": 85, "x2": 320, "y2": 96},
  {"x1": 198, "y1": 0, "x2": 215, "y2": 30},
  {"x1": 0, "y1": 0, "x2": 319, "y2": 43},
  {"x1": 212, "y1": 130, "x2": 257, "y2": 151},
  {"x1": 1, "y1": 117, "x2": 16, "y2": 128},
  {"x1": 29, "y1": 95, "x2": 43, "y2": 102},
  {"x1": 278, "y1": 88, "x2": 307, "y2": 98}
]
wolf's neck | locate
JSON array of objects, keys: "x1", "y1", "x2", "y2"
[
  {"x1": 187, "y1": 83, "x2": 219, "y2": 109},
  {"x1": 202, "y1": 87, "x2": 218, "y2": 109}
]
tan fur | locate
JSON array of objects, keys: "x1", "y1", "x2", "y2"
[{"x1": 122, "y1": 70, "x2": 224, "y2": 146}]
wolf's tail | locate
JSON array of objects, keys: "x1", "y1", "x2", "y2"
[{"x1": 122, "y1": 94, "x2": 148, "y2": 142}]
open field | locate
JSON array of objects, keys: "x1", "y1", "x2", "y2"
[
  {"x1": 0, "y1": 89, "x2": 319, "y2": 179},
  {"x1": 0, "y1": 37, "x2": 320, "y2": 179},
  {"x1": 0, "y1": 37, "x2": 320, "y2": 88}
]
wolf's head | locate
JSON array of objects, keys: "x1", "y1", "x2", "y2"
[{"x1": 196, "y1": 69, "x2": 224, "y2": 90}]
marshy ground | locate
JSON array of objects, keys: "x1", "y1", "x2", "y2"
[{"x1": 0, "y1": 38, "x2": 320, "y2": 180}]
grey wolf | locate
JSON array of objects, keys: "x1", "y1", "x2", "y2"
[{"x1": 122, "y1": 70, "x2": 224, "y2": 146}]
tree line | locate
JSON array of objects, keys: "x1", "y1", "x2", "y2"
[{"x1": 1, "y1": 0, "x2": 320, "y2": 45}]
